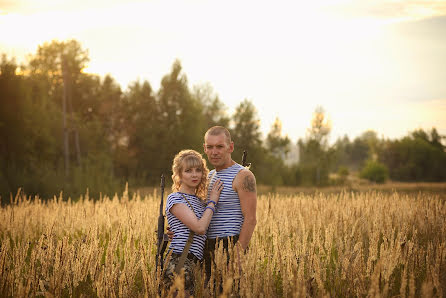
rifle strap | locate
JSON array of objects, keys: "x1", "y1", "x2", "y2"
[{"x1": 174, "y1": 193, "x2": 196, "y2": 274}]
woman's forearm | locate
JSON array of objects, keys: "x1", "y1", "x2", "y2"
[{"x1": 191, "y1": 202, "x2": 216, "y2": 235}]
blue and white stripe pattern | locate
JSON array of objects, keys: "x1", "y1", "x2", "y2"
[
  {"x1": 207, "y1": 163, "x2": 245, "y2": 239},
  {"x1": 165, "y1": 192, "x2": 207, "y2": 260}
]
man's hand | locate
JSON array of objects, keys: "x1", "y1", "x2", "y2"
[
  {"x1": 166, "y1": 226, "x2": 174, "y2": 241},
  {"x1": 235, "y1": 241, "x2": 243, "y2": 276}
]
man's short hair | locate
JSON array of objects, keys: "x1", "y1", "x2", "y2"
[{"x1": 204, "y1": 126, "x2": 232, "y2": 144}]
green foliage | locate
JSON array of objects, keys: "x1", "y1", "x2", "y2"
[
  {"x1": 232, "y1": 99, "x2": 262, "y2": 159},
  {"x1": 0, "y1": 41, "x2": 121, "y2": 201},
  {"x1": 192, "y1": 83, "x2": 230, "y2": 129},
  {"x1": 2, "y1": 39, "x2": 446, "y2": 198},
  {"x1": 156, "y1": 60, "x2": 206, "y2": 179},
  {"x1": 266, "y1": 117, "x2": 290, "y2": 159},
  {"x1": 378, "y1": 130, "x2": 446, "y2": 182},
  {"x1": 335, "y1": 166, "x2": 349, "y2": 185},
  {"x1": 333, "y1": 131, "x2": 376, "y2": 171},
  {"x1": 296, "y1": 107, "x2": 336, "y2": 186},
  {"x1": 360, "y1": 160, "x2": 389, "y2": 183}
]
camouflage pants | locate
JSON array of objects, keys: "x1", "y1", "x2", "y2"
[
  {"x1": 162, "y1": 252, "x2": 200, "y2": 295},
  {"x1": 204, "y1": 235, "x2": 239, "y2": 285},
  {"x1": 203, "y1": 235, "x2": 240, "y2": 296}
]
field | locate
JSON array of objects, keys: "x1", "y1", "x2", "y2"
[{"x1": 1, "y1": 186, "x2": 445, "y2": 297}]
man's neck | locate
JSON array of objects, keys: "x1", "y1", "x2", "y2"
[{"x1": 215, "y1": 159, "x2": 236, "y2": 171}]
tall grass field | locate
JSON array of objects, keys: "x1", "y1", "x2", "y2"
[{"x1": 1, "y1": 186, "x2": 445, "y2": 297}]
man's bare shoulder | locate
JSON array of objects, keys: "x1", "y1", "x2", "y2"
[{"x1": 234, "y1": 169, "x2": 256, "y2": 193}]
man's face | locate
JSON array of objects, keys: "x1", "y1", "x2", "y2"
[{"x1": 204, "y1": 133, "x2": 234, "y2": 169}]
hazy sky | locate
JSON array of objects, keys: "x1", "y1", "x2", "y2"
[{"x1": 1, "y1": 0, "x2": 446, "y2": 143}]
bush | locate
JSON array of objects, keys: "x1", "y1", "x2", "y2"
[
  {"x1": 336, "y1": 166, "x2": 349, "y2": 185},
  {"x1": 360, "y1": 160, "x2": 388, "y2": 183}
]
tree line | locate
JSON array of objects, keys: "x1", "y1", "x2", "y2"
[{"x1": 1, "y1": 40, "x2": 445, "y2": 201}]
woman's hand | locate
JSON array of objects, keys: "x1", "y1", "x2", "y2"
[
  {"x1": 209, "y1": 179, "x2": 223, "y2": 204},
  {"x1": 166, "y1": 226, "x2": 174, "y2": 241}
]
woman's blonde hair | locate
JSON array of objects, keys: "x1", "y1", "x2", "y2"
[{"x1": 171, "y1": 150, "x2": 209, "y2": 199}]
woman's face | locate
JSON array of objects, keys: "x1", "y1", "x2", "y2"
[{"x1": 180, "y1": 165, "x2": 203, "y2": 191}]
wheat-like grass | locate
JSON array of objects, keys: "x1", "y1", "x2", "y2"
[{"x1": 0, "y1": 187, "x2": 445, "y2": 297}]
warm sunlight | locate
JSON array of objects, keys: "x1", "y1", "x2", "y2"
[{"x1": 1, "y1": 0, "x2": 445, "y2": 141}]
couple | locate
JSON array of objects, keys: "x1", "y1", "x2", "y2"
[{"x1": 162, "y1": 126, "x2": 257, "y2": 296}]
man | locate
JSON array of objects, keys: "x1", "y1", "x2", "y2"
[{"x1": 202, "y1": 126, "x2": 257, "y2": 285}]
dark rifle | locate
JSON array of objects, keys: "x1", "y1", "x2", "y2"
[
  {"x1": 156, "y1": 174, "x2": 169, "y2": 273},
  {"x1": 242, "y1": 150, "x2": 251, "y2": 168}
]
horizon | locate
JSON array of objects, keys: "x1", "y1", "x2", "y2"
[{"x1": 1, "y1": 0, "x2": 446, "y2": 143}]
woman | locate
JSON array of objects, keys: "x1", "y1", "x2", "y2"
[{"x1": 163, "y1": 149, "x2": 223, "y2": 296}]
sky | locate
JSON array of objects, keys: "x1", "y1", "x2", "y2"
[{"x1": 1, "y1": 0, "x2": 446, "y2": 143}]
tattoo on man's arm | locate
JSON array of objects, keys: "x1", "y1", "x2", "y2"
[{"x1": 242, "y1": 175, "x2": 256, "y2": 192}]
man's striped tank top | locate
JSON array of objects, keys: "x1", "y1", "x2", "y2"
[{"x1": 207, "y1": 163, "x2": 245, "y2": 239}]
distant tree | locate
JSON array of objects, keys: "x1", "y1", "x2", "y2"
[
  {"x1": 0, "y1": 53, "x2": 65, "y2": 199},
  {"x1": 157, "y1": 60, "x2": 205, "y2": 176},
  {"x1": 378, "y1": 129, "x2": 446, "y2": 181},
  {"x1": 27, "y1": 40, "x2": 91, "y2": 171},
  {"x1": 231, "y1": 99, "x2": 262, "y2": 164},
  {"x1": 120, "y1": 80, "x2": 159, "y2": 182},
  {"x1": 28, "y1": 39, "x2": 89, "y2": 106},
  {"x1": 412, "y1": 128, "x2": 445, "y2": 151},
  {"x1": 0, "y1": 55, "x2": 30, "y2": 196},
  {"x1": 308, "y1": 106, "x2": 331, "y2": 145},
  {"x1": 0, "y1": 40, "x2": 123, "y2": 199},
  {"x1": 360, "y1": 130, "x2": 380, "y2": 159},
  {"x1": 298, "y1": 106, "x2": 334, "y2": 186},
  {"x1": 260, "y1": 117, "x2": 291, "y2": 188},
  {"x1": 266, "y1": 117, "x2": 291, "y2": 159},
  {"x1": 429, "y1": 128, "x2": 446, "y2": 151},
  {"x1": 192, "y1": 83, "x2": 230, "y2": 130},
  {"x1": 333, "y1": 131, "x2": 378, "y2": 172},
  {"x1": 333, "y1": 135, "x2": 351, "y2": 169},
  {"x1": 350, "y1": 138, "x2": 370, "y2": 170}
]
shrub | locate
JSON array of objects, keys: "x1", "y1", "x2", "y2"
[
  {"x1": 337, "y1": 166, "x2": 349, "y2": 185},
  {"x1": 360, "y1": 160, "x2": 388, "y2": 183}
]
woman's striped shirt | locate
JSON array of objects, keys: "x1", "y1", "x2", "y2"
[
  {"x1": 165, "y1": 192, "x2": 207, "y2": 260},
  {"x1": 207, "y1": 163, "x2": 245, "y2": 239}
]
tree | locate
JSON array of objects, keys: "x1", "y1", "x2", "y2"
[
  {"x1": 350, "y1": 138, "x2": 370, "y2": 170},
  {"x1": 120, "y1": 79, "x2": 159, "y2": 182},
  {"x1": 360, "y1": 130, "x2": 380, "y2": 160},
  {"x1": 298, "y1": 106, "x2": 334, "y2": 186},
  {"x1": 261, "y1": 117, "x2": 291, "y2": 188},
  {"x1": 231, "y1": 99, "x2": 262, "y2": 163},
  {"x1": 333, "y1": 135, "x2": 351, "y2": 170},
  {"x1": 429, "y1": 128, "x2": 445, "y2": 151},
  {"x1": 378, "y1": 129, "x2": 446, "y2": 182},
  {"x1": 28, "y1": 39, "x2": 89, "y2": 107},
  {"x1": 157, "y1": 60, "x2": 205, "y2": 178},
  {"x1": 266, "y1": 117, "x2": 290, "y2": 159},
  {"x1": 0, "y1": 55, "x2": 29, "y2": 197},
  {"x1": 192, "y1": 83, "x2": 230, "y2": 129},
  {"x1": 0, "y1": 40, "x2": 123, "y2": 199},
  {"x1": 28, "y1": 40, "x2": 90, "y2": 173},
  {"x1": 307, "y1": 106, "x2": 331, "y2": 146},
  {"x1": 412, "y1": 128, "x2": 445, "y2": 151}
]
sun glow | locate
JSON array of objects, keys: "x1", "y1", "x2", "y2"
[{"x1": 1, "y1": 0, "x2": 445, "y2": 141}]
